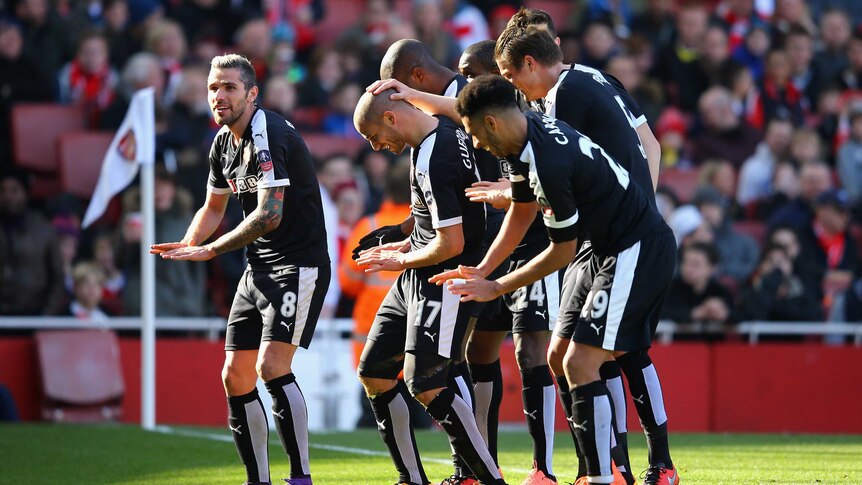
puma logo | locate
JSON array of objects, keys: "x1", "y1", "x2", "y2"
[
  {"x1": 377, "y1": 419, "x2": 386, "y2": 430},
  {"x1": 535, "y1": 310, "x2": 547, "y2": 319},
  {"x1": 272, "y1": 409, "x2": 285, "y2": 420},
  {"x1": 568, "y1": 418, "x2": 588, "y2": 431},
  {"x1": 254, "y1": 133, "x2": 265, "y2": 140},
  {"x1": 281, "y1": 321, "x2": 293, "y2": 331},
  {"x1": 524, "y1": 409, "x2": 538, "y2": 420},
  {"x1": 377, "y1": 234, "x2": 386, "y2": 246},
  {"x1": 590, "y1": 322, "x2": 603, "y2": 335},
  {"x1": 438, "y1": 414, "x2": 453, "y2": 426},
  {"x1": 229, "y1": 424, "x2": 242, "y2": 435},
  {"x1": 632, "y1": 394, "x2": 645, "y2": 405},
  {"x1": 424, "y1": 331, "x2": 437, "y2": 342}
]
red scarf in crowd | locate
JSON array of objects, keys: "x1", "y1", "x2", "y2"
[{"x1": 814, "y1": 223, "x2": 846, "y2": 269}]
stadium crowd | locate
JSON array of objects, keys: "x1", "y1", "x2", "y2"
[{"x1": 2, "y1": 0, "x2": 862, "y2": 334}]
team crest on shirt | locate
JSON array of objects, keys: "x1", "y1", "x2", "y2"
[
  {"x1": 538, "y1": 196, "x2": 554, "y2": 217},
  {"x1": 258, "y1": 149, "x2": 273, "y2": 171}
]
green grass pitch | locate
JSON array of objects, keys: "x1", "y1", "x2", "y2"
[{"x1": 2, "y1": 424, "x2": 861, "y2": 484}]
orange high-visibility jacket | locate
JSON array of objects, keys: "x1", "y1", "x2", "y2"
[{"x1": 339, "y1": 201, "x2": 412, "y2": 366}]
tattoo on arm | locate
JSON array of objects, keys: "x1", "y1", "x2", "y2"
[{"x1": 208, "y1": 186, "x2": 285, "y2": 256}]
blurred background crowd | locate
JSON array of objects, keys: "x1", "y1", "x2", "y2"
[{"x1": 2, "y1": 0, "x2": 862, "y2": 338}]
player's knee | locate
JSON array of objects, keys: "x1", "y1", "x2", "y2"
[
  {"x1": 222, "y1": 362, "x2": 256, "y2": 395},
  {"x1": 563, "y1": 347, "x2": 603, "y2": 385},
  {"x1": 547, "y1": 341, "x2": 567, "y2": 376},
  {"x1": 412, "y1": 388, "x2": 443, "y2": 407},
  {"x1": 514, "y1": 331, "x2": 549, "y2": 370},
  {"x1": 466, "y1": 339, "x2": 500, "y2": 365}
]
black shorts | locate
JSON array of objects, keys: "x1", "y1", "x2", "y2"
[
  {"x1": 477, "y1": 256, "x2": 563, "y2": 334},
  {"x1": 570, "y1": 228, "x2": 676, "y2": 352},
  {"x1": 225, "y1": 265, "x2": 331, "y2": 351},
  {"x1": 555, "y1": 241, "x2": 594, "y2": 340},
  {"x1": 361, "y1": 266, "x2": 480, "y2": 368}
]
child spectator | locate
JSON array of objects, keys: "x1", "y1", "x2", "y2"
[
  {"x1": 92, "y1": 231, "x2": 125, "y2": 315},
  {"x1": 68, "y1": 261, "x2": 108, "y2": 321},
  {"x1": 322, "y1": 81, "x2": 363, "y2": 139}
]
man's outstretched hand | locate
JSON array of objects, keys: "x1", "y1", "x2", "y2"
[{"x1": 351, "y1": 224, "x2": 406, "y2": 260}]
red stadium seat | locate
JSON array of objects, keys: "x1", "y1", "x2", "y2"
[
  {"x1": 35, "y1": 329, "x2": 124, "y2": 422},
  {"x1": 11, "y1": 104, "x2": 86, "y2": 174},
  {"x1": 732, "y1": 220, "x2": 767, "y2": 246},
  {"x1": 57, "y1": 131, "x2": 115, "y2": 199},
  {"x1": 303, "y1": 132, "x2": 367, "y2": 160},
  {"x1": 658, "y1": 167, "x2": 700, "y2": 203}
]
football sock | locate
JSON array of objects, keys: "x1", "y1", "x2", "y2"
[
  {"x1": 368, "y1": 381, "x2": 428, "y2": 485},
  {"x1": 426, "y1": 388, "x2": 504, "y2": 485},
  {"x1": 264, "y1": 373, "x2": 310, "y2": 479},
  {"x1": 521, "y1": 365, "x2": 556, "y2": 478},
  {"x1": 556, "y1": 374, "x2": 587, "y2": 477},
  {"x1": 448, "y1": 361, "x2": 476, "y2": 477},
  {"x1": 600, "y1": 361, "x2": 635, "y2": 484},
  {"x1": 227, "y1": 388, "x2": 270, "y2": 483},
  {"x1": 470, "y1": 360, "x2": 503, "y2": 464},
  {"x1": 617, "y1": 351, "x2": 673, "y2": 469},
  {"x1": 570, "y1": 380, "x2": 614, "y2": 484}
]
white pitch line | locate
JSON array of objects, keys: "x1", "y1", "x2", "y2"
[{"x1": 152, "y1": 425, "x2": 532, "y2": 475}]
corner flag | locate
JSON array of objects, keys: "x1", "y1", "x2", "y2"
[{"x1": 82, "y1": 87, "x2": 155, "y2": 228}]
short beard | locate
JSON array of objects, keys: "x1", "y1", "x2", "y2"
[{"x1": 214, "y1": 103, "x2": 246, "y2": 127}]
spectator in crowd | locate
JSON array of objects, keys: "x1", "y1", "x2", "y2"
[
  {"x1": 698, "y1": 159, "x2": 740, "y2": 217},
  {"x1": 768, "y1": 160, "x2": 832, "y2": 229},
  {"x1": 655, "y1": 185, "x2": 680, "y2": 224},
  {"x1": 100, "y1": 52, "x2": 165, "y2": 129},
  {"x1": 752, "y1": 160, "x2": 801, "y2": 220},
  {"x1": 333, "y1": 181, "x2": 365, "y2": 257},
  {"x1": 322, "y1": 81, "x2": 364, "y2": 139},
  {"x1": 0, "y1": 170, "x2": 65, "y2": 315},
  {"x1": 606, "y1": 53, "x2": 664, "y2": 126},
  {"x1": 837, "y1": 31, "x2": 862, "y2": 94},
  {"x1": 143, "y1": 18, "x2": 186, "y2": 105},
  {"x1": 15, "y1": 0, "x2": 75, "y2": 80},
  {"x1": 298, "y1": 47, "x2": 343, "y2": 108},
  {"x1": 263, "y1": 0, "x2": 324, "y2": 59},
  {"x1": 693, "y1": 185, "x2": 760, "y2": 282},
  {"x1": 814, "y1": 85, "x2": 842, "y2": 159},
  {"x1": 630, "y1": 0, "x2": 675, "y2": 56},
  {"x1": 234, "y1": 18, "x2": 272, "y2": 83},
  {"x1": 441, "y1": 0, "x2": 490, "y2": 51},
  {"x1": 655, "y1": 107, "x2": 688, "y2": 167},
  {"x1": 579, "y1": 19, "x2": 617, "y2": 70},
  {"x1": 91, "y1": 231, "x2": 125, "y2": 316},
  {"x1": 653, "y1": 2, "x2": 710, "y2": 112},
  {"x1": 785, "y1": 26, "x2": 822, "y2": 115},
  {"x1": 103, "y1": 0, "x2": 139, "y2": 69},
  {"x1": 0, "y1": 18, "x2": 55, "y2": 169},
  {"x1": 722, "y1": 62, "x2": 758, "y2": 125},
  {"x1": 690, "y1": 86, "x2": 762, "y2": 167},
  {"x1": 317, "y1": 154, "x2": 354, "y2": 320},
  {"x1": 737, "y1": 242, "x2": 823, "y2": 322},
  {"x1": 771, "y1": 0, "x2": 816, "y2": 45},
  {"x1": 751, "y1": 49, "x2": 805, "y2": 128},
  {"x1": 268, "y1": 40, "x2": 305, "y2": 85},
  {"x1": 161, "y1": 64, "x2": 213, "y2": 205},
  {"x1": 52, "y1": 214, "x2": 82, "y2": 294},
  {"x1": 67, "y1": 261, "x2": 109, "y2": 321},
  {"x1": 412, "y1": 0, "x2": 461, "y2": 68},
  {"x1": 58, "y1": 31, "x2": 118, "y2": 127},
  {"x1": 662, "y1": 242, "x2": 735, "y2": 325},
  {"x1": 789, "y1": 128, "x2": 824, "y2": 166},
  {"x1": 261, "y1": 76, "x2": 298, "y2": 121},
  {"x1": 838, "y1": 108, "x2": 862, "y2": 208},
  {"x1": 699, "y1": 24, "x2": 735, "y2": 87},
  {"x1": 737, "y1": 117, "x2": 794, "y2": 205},
  {"x1": 717, "y1": 0, "x2": 766, "y2": 52},
  {"x1": 120, "y1": 166, "x2": 205, "y2": 316},
  {"x1": 798, "y1": 189, "x2": 859, "y2": 311},
  {"x1": 335, "y1": 0, "x2": 406, "y2": 76},
  {"x1": 355, "y1": 146, "x2": 396, "y2": 215},
  {"x1": 731, "y1": 23, "x2": 771, "y2": 83},
  {"x1": 814, "y1": 8, "x2": 852, "y2": 85}
]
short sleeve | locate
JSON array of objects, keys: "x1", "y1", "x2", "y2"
[
  {"x1": 532, "y1": 154, "x2": 580, "y2": 243},
  {"x1": 508, "y1": 162, "x2": 535, "y2": 203},
  {"x1": 606, "y1": 72, "x2": 647, "y2": 127},
  {"x1": 207, "y1": 141, "x2": 231, "y2": 194},
  {"x1": 415, "y1": 130, "x2": 472, "y2": 229},
  {"x1": 251, "y1": 113, "x2": 291, "y2": 190}
]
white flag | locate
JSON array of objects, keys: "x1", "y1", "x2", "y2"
[{"x1": 82, "y1": 87, "x2": 156, "y2": 228}]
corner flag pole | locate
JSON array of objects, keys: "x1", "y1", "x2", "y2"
[{"x1": 141, "y1": 159, "x2": 156, "y2": 430}]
